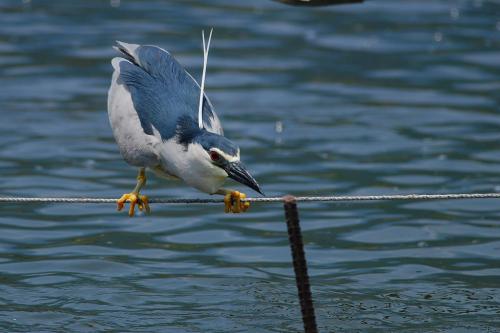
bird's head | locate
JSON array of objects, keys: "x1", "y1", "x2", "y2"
[{"x1": 192, "y1": 131, "x2": 263, "y2": 195}]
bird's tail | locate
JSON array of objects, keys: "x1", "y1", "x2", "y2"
[{"x1": 113, "y1": 41, "x2": 139, "y2": 66}]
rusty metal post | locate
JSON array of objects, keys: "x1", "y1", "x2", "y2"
[{"x1": 283, "y1": 195, "x2": 318, "y2": 333}]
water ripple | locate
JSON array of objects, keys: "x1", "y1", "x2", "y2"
[{"x1": 1, "y1": 0, "x2": 499, "y2": 332}]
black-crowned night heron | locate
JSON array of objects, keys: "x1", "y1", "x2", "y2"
[{"x1": 108, "y1": 32, "x2": 262, "y2": 216}]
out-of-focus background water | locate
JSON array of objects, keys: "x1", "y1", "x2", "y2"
[{"x1": 1, "y1": 0, "x2": 499, "y2": 331}]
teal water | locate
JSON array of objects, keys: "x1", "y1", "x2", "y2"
[{"x1": 1, "y1": 0, "x2": 500, "y2": 331}]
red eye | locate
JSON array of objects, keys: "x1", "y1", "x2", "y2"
[{"x1": 210, "y1": 151, "x2": 220, "y2": 161}]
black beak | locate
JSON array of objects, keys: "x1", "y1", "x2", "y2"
[{"x1": 225, "y1": 161, "x2": 264, "y2": 195}]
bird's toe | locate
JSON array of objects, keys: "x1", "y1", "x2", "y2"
[
  {"x1": 138, "y1": 194, "x2": 151, "y2": 214},
  {"x1": 117, "y1": 192, "x2": 150, "y2": 217},
  {"x1": 117, "y1": 193, "x2": 131, "y2": 212},
  {"x1": 224, "y1": 191, "x2": 250, "y2": 214}
]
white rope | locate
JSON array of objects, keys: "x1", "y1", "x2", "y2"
[{"x1": 1, "y1": 193, "x2": 499, "y2": 204}]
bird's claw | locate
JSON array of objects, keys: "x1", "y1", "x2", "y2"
[
  {"x1": 224, "y1": 191, "x2": 250, "y2": 213},
  {"x1": 117, "y1": 192, "x2": 150, "y2": 217}
]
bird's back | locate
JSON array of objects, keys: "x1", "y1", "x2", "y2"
[{"x1": 112, "y1": 41, "x2": 223, "y2": 142}]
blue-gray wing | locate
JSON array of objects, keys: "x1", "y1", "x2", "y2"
[{"x1": 114, "y1": 41, "x2": 223, "y2": 140}]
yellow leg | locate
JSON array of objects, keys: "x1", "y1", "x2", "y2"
[
  {"x1": 117, "y1": 168, "x2": 150, "y2": 217},
  {"x1": 223, "y1": 190, "x2": 250, "y2": 214}
]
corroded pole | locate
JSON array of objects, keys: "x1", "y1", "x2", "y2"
[{"x1": 283, "y1": 195, "x2": 318, "y2": 333}]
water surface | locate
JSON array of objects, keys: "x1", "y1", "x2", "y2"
[{"x1": 1, "y1": 0, "x2": 500, "y2": 331}]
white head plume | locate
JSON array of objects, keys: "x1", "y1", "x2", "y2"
[{"x1": 198, "y1": 28, "x2": 213, "y2": 129}]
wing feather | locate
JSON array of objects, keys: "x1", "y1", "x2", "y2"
[
  {"x1": 113, "y1": 41, "x2": 223, "y2": 137},
  {"x1": 108, "y1": 57, "x2": 161, "y2": 167}
]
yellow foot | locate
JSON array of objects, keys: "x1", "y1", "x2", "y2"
[
  {"x1": 224, "y1": 191, "x2": 250, "y2": 213},
  {"x1": 117, "y1": 192, "x2": 150, "y2": 217}
]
